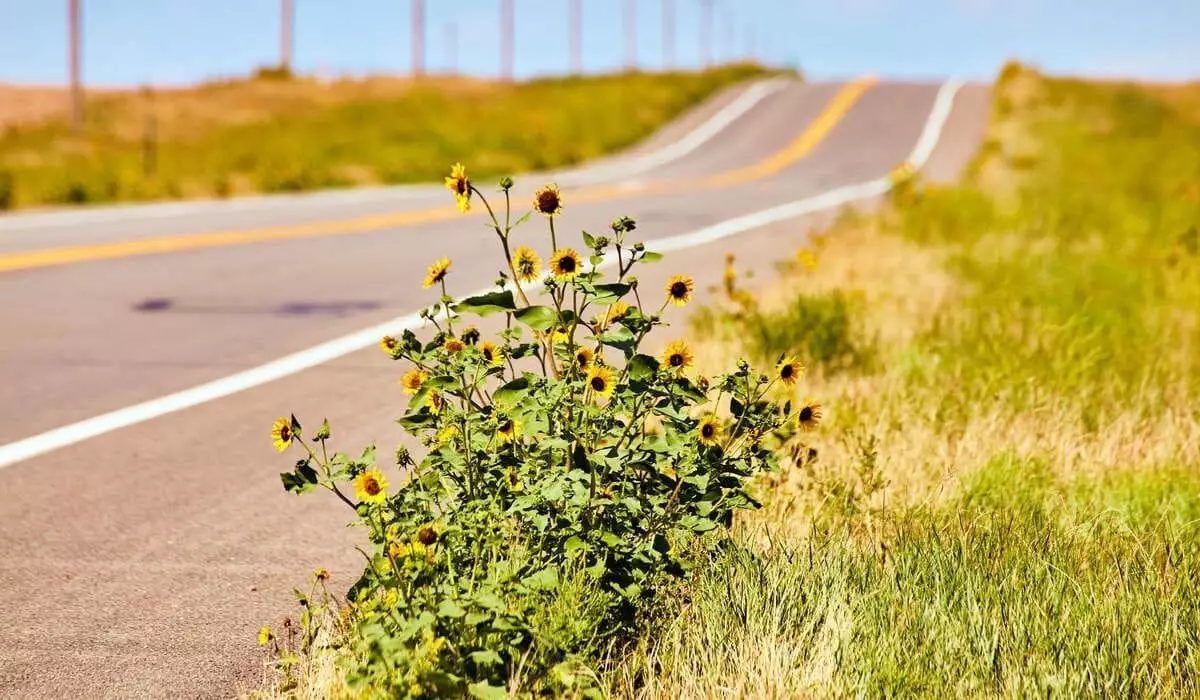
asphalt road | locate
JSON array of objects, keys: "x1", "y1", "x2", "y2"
[{"x1": 0, "y1": 77, "x2": 991, "y2": 698}]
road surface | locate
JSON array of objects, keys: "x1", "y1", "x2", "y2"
[{"x1": 0, "y1": 77, "x2": 990, "y2": 698}]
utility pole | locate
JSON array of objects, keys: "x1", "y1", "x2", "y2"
[
  {"x1": 412, "y1": 0, "x2": 425, "y2": 76},
  {"x1": 698, "y1": 0, "x2": 713, "y2": 68},
  {"x1": 68, "y1": 0, "x2": 83, "y2": 130},
  {"x1": 662, "y1": 0, "x2": 675, "y2": 70},
  {"x1": 623, "y1": 0, "x2": 636, "y2": 71},
  {"x1": 444, "y1": 22, "x2": 458, "y2": 75},
  {"x1": 569, "y1": 0, "x2": 582, "y2": 75},
  {"x1": 280, "y1": 0, "x2": 293, "y2": 72},
  {"x1": 500, "y1": 0, "x2": 514, "y2": 81},
  {"x1": 721, "y1": 8, "x2": 734, "y2": 65}
]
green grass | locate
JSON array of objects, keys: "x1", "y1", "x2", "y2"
[
  {"x1": 0, "y1": 64, "x2": 773, "y2": 210},
  {"x1": 618, "y1": 64, "x2": 1200, "y2": 697}
]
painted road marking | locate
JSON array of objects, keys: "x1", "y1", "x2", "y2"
[
  {"x1": 0, "y1": 78, "x2": 871, "y2": 273},
  {"x1": 0, "y1": 79, "x2": 789, "y2": 232},
  {"x1": 0, "y1": 79, "x2": 963, "y2": 470}
]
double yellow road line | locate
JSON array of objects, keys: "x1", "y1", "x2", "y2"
[{"x1": 0, "y1": 77, "x2": 876, "y2": 274}]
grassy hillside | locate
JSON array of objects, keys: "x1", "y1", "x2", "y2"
[
  {"x1": 0, "y1": 64, "x2": 771, "y2": 210},
  {"x1": 617, "y1": 63, "x2": 1200, "y2": 696}
]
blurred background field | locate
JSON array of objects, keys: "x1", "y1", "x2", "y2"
[
  {"x1": 616, "y1": 63, "x2": 1200, "y2": 697},
  {"x1": 0, "y1": 64, "x2": 771, "y2": 210}
]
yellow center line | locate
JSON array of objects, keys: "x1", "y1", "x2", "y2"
[{"x1": 0, "y1": 76, "x2": 877, "y2": 274}]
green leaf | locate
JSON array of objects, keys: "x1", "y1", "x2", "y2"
[
  {"x1": 465, "y1": 611, "x2": 491, "y2": 627},
  {"x1": 454, "y1": 291, "x2": 516, "y2": 315},
  {"x1": 397, "y1": 412, "x2": 436, "y2": 429},
  {"x1": 628, "y1": 353, "x2": 659, "y2": 380},
  {"x1": 280, "y1": 470, "x2": 316, "y2": 494},
  {"x1": 474, "y1": 591, "x2": 506, "y2": 612},
  {"x1": 640, "y1": 251, "x2": 663, "y2": 263},
  {"x1": 493, "y1": 376, "x2": 531, "y2": 406},
  {"x1": 591, "y1": 283, "x2": 631, "y2": 304},
  {"x1": 680, "y1": 515, "x2": 718, "y2": 533},
  {"x1": 437, "y1": 600, "x2": 466, "y2": 618},
  {"x1": 468, "y1": 681, "x2": 509, "y2": 700},
  {"x1": 564, "y1": 536, "x2": 587, "y2": 557},
  {"x1": 470, "y1": 650, "x2": 504, "y2": 667},
  {"x1": 521, "y1": 567, "x2": 559, "y2": 591},
  {"x1": 598, "y1": 325, "x2": 636, "y2": 353},
  {"x1": 582, "y1": 230, "x2": 597, "y2": 249},
  {"x1": 513, "y1": 305, "x2": 557, "y2": 331}
]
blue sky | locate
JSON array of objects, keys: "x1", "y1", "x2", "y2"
[{"x1": 0, "y1": 0, "x2": 1196, "y2": 86}]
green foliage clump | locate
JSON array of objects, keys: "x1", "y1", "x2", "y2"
[{"x1": 265, "y1": 167, "x2": 805, "y2": 697}]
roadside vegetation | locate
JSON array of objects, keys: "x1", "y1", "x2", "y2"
[
  {"x1": 255, "y1": 62, "x2": 1200, "y2": 697},
  {"x1": 0, "y1": 65, "x2": 769, "y2": 211}
]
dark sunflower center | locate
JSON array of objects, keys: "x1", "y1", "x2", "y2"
[
  {"x1": 418, "y1": 526, "x2": 438, "y2": 545},
  {"x1": 780, "y1": 365, "x2": 795, "y2": 379},
  {"x1": 537, "y1": 191, "x2": 559, "y2": 212},
  {"x1": 518, "y1": 258, "x2": 535, "y2": 275},
  {"x1": 454, "y1": 178, "x2": 468, "y2": 195},
  {"x1": 577, "y1": 353, "x2": 588, "y2": 366},
  {"x1": 363, "y1": 477, "x2": 381, "y2": 495},
  {"x1": 799, "y1": 406, "x2": 813, "y2": 422},
  {"x1": 670, "y1": 282, "x2": 688, "y2": 298},
  {"x1": 558, "y1": 256, "x2": 576, "y2": 273},
  {"x1": 483, "y1": 349, "x2": 494, "y2": 361},
  {"x1": 701, "y1": 424, "x2": 715, "y2": 439},
  {"x1": 669, "y1": 353, "x2": 684, "y2": 367},
  {"x1": 590, "y1": 376, "x2": 607, "y2": 392},
  {"x1": 279, "y1": 426, "x2": 291, "y2": 441},
  {"x1": 499, "y1": 420, "x2": 513, "y2": 434}
]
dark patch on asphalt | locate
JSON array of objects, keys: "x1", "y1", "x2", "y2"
[{"x1": 133, "y1": 297, "x2": 384, "y2": 317}]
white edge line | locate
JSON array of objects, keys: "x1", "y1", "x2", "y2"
[
  {"x1": 0, "y1": 79, "x2": 962, "y2": 470},
  {"x1": 0, "y1": 79, "x2": 791, "y2": 233}
]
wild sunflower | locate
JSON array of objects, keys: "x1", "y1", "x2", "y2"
[
  {"x1": 271, "y1": 417, "x2": 296, "y2": 452},
  {"x1": 258, "y1": 626, "x2": 274, "y2": 646},
  {"x1": 533, "y1": 183, "x2": 563, "y2": 217},
  {"x1": 460, "y1": 326, "x2": 480, "y2": 345},
  {"x1": 443, "y1": 337, "x2": 465, "y2": 354},
  {"x1": 665, "y1": 274, "x2": 694, "y2": 306},
  {"x1": 496, "y1": 415, "x2": 522, "y2": 444},
  {"x1": 479, "y1": 341, "x2": 502, "y2": 366},
  {"x1": 427, "y1": 390, "x2": 445, "y2": 415},
  {"x1": 660, "y1": 339, "x2": 694, "y2": 375},
  {"x1": 797, "y1": 400, "x2": 823, "y2": 431},
  {"x1": 444, "y1": 162, "x2": 471, "y2": 213},
  {"x1": 549, "y1": 248, "x2": 582, "y2": 280},
  {"x1": 423, "y1": 257, "x2": 451, "y2": 289},
  {"x1": 400, "y1": 368, "x2": 427, "y2": 395},
  {"x1": 436, "y1": 425, "x2": 460, "y2": 445},
  {"x1": 575, "y1": 346, "x2": 594, "y2": 370},
  {"x1": 776, "y1": 357, "x2": 805, "y2": 386},
  {"x1": 696, "y1": 414, "x2": 722, "y2": 448},
  {"x1": 595, "y1": 300, "x2": 630, "y2": 330},
  {"x1": 504, "y1": 465, "x2": 523, "y2": 492},
  {"x1": 353, "y1": 467, "x2": 389, "y2": 505},
  {"x1": 511, "y1": 245, "x2": 542, "y2": 283},
  {"x1": 379, "y1": 335, "x2": 399, "y2": 356},
  {"x1": 586, "y1": 365, "x2": 615, "y2": 397}
]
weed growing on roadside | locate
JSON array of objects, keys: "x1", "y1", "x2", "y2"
[{"x1": 266, "y1": 166, "x2": 811, "y2": 697}]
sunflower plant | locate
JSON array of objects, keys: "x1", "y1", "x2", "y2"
[{"x1": 268, "y1": 164, "x2": 807, "y2": 697}]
